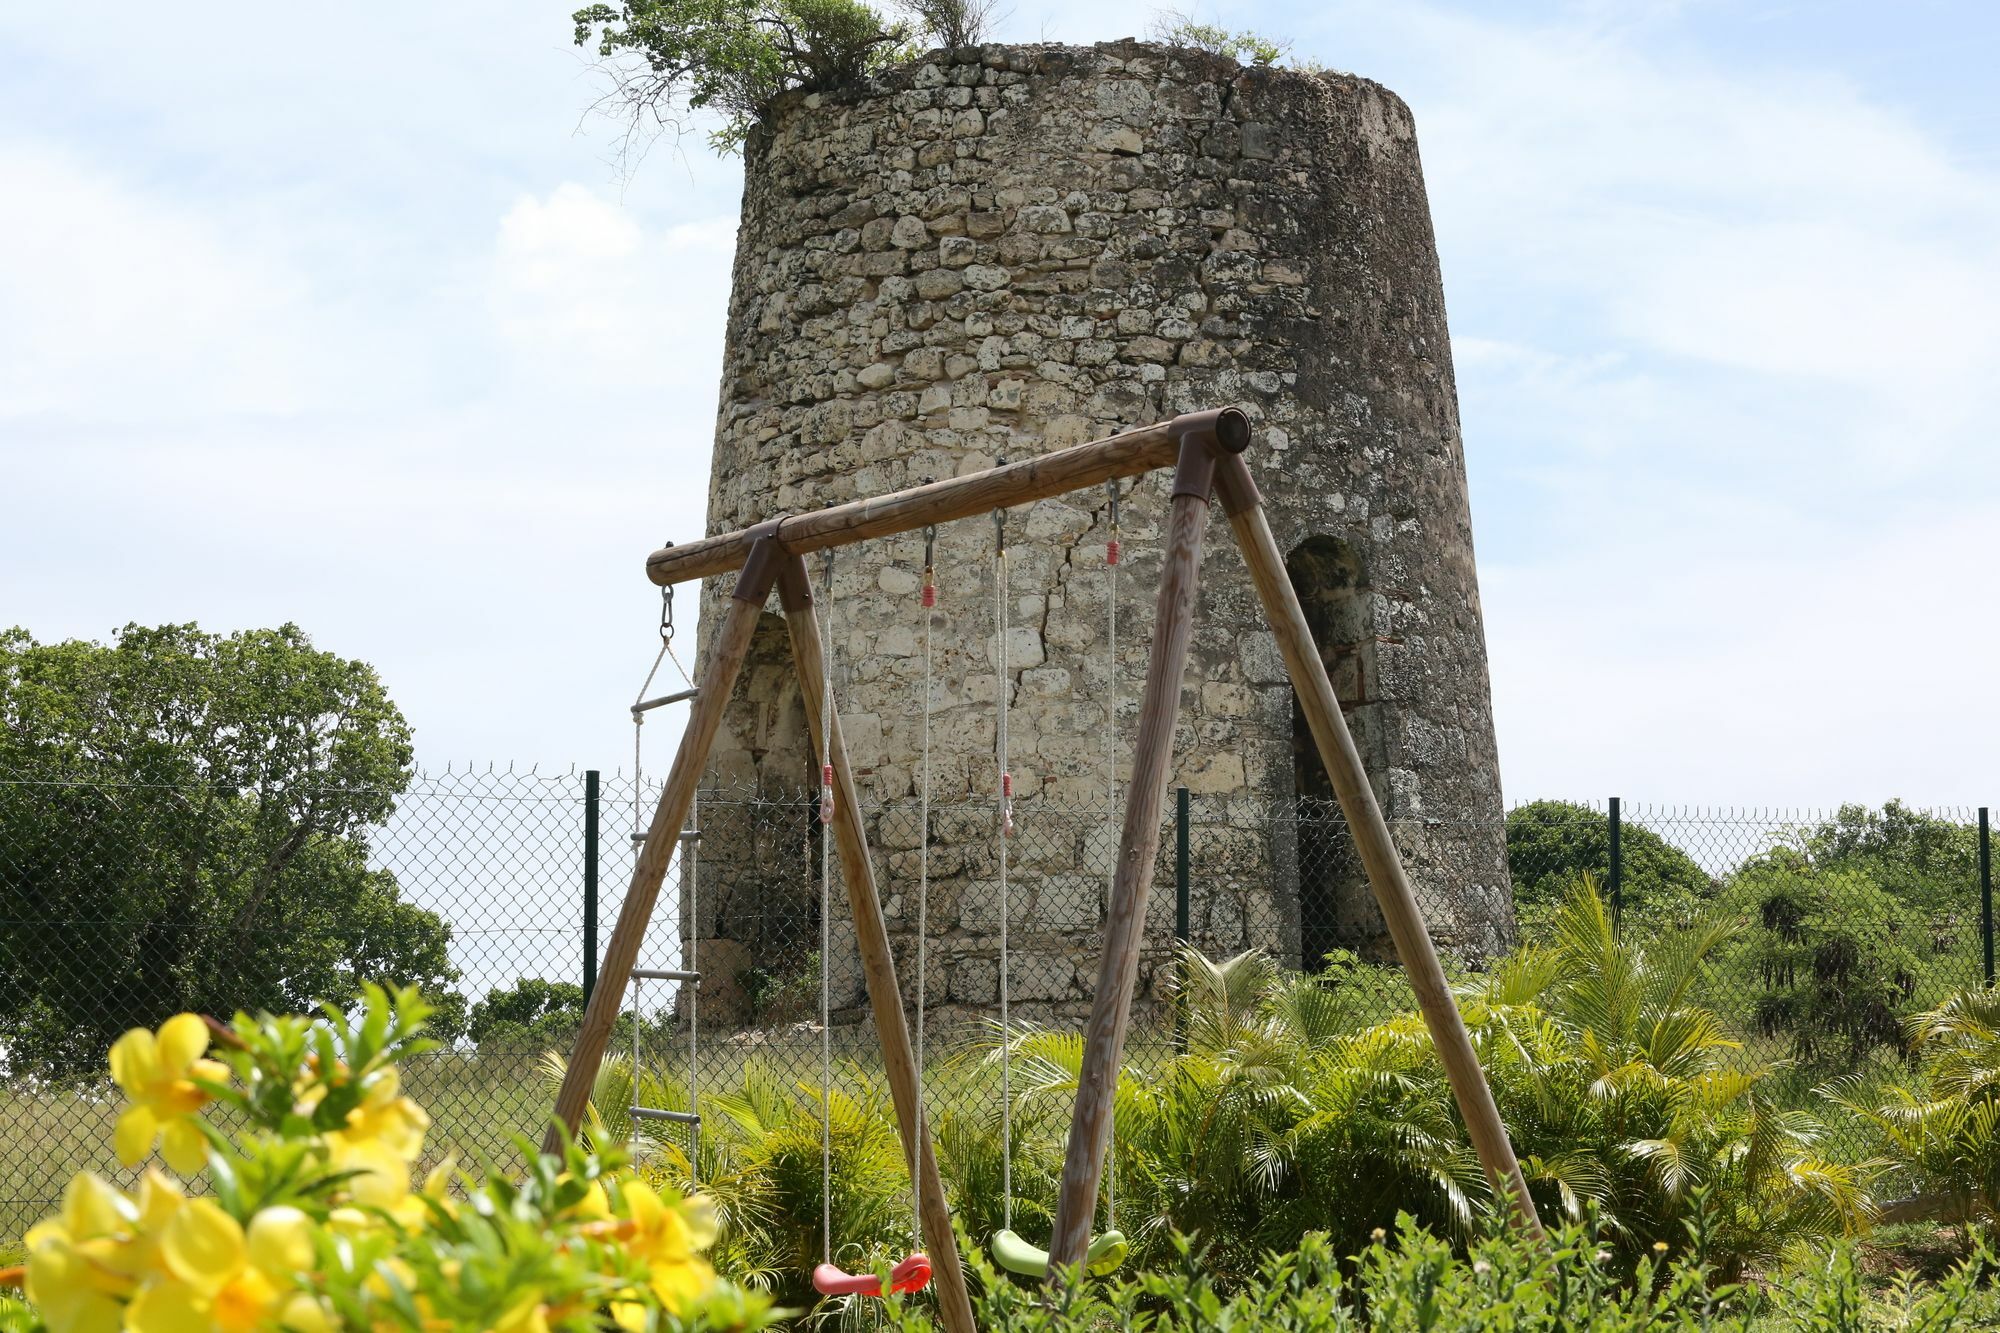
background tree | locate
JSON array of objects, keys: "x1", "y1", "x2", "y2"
[
  {"x1": 0, "y1": 623, "x2": 461, "y2": 1078},
  {"x1": 468, "y1": 977, "x2": 589, "y2": 1050},
  {"x1": 1714, "y1": 802, "x2": 1983, "y2": 1078},
  {"x1": 1505, "y1": 799, "x2": 1713, "y2": 937}
]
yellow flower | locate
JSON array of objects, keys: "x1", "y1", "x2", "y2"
[
  {"x1": 609, "y1": 1183, "x2": 716, "y2": 1328},
  {"x1": 24, "y1": 1173, "x2": 139, "y2": 1333},
  {"x1": 109, "y1": 1014, "x2": 228, "y2": 1174},
  {"x1": 125, "y1": 1199, "x2": 313, "y2": 1333},
  {"x1": 22, "y1": 1169, "x2": 190, "y2": 1333},
  {"x1": 390, "y1": 1155, "x2": 459, "y2": 1229},
  {"x1": 558, "y1": 1171, "x2": 610, "y2": 1220},
  {"x1": 324, "y1": 1069, "x2": 429, "y2": 1207},
  {"x1": 278, "y1": 1292, "x2": 337, "y2": 1333}
]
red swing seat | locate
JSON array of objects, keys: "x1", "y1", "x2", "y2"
[{"x1": 811, "y1": 1252, "x2": 932, "y2": 1298}]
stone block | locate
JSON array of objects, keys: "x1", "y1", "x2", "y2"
[
  {"x1": 1093, "y1": 125, "x2": 1143, "y2": 155},
  {"x1": 1017, "y1": 205, "x2": 1072, "y2": 234},
  {"x1": 915, "y1": 267, "x2": 965, "y2": 300}
]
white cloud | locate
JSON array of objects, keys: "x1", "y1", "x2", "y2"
[
  {"x1": 0, "y1": 145, "x2": 320, "y2": 422},
  {"x1": 490, "y1": 184, "x2": 738, "y2": 390},
  {"x1": 1372, "y1": 2, "x2": 2000, "y2": 803}
]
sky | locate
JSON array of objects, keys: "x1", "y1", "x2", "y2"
[{"x1": 2, "y1": 0, "x2": 1997, "y2": 811}]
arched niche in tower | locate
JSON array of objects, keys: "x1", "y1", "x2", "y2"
[{"x1": 1285, "y1": 535, "x2": 1393, "y2": 967}]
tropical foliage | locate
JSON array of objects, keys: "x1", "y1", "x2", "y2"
[
  {"x1": 544, "y1": 1051, "x2": 919, "y2": 1310},
  {"x1": 5, "y1": 986, "x2": 775, "y2": 1333},
  {"x1": 868, "y1": 1212, "x2": 2000, "y2": 1332},
  {"x1": 1473, "y1": 878, "x2": 1873, "y2": 1273},
  {"x1": 1837, "y1": 985, "x2": 2000, "y2": 1227},
  {"x1": 603, "y1": 882, "x2": 1874, "y2": 1308}
]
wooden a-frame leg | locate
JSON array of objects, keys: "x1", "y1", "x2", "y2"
[
  {"x1": 544, "y1": 545, "x2": 776, "y2": 1154},
  {"x1": 1216, "y1": 456, "x2": 1545, "y2": 1240},
  {"x1": 780, "y1": 554, "x2": 978, "y2": 1333},
  {"x1": 1048, "y1": 437, "x2": 1221, "y2": 1276}
]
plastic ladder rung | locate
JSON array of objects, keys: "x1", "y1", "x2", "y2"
[
  {"x1": 630, "y1": 1107, "x2": 701, "y2": 1126},
  {"x1": 632, "y1": 687, "x2": 700, "y2": 715},
  {"x1": 631, "y1": 969, "x2": 699, "y2": 983},
  {"x1": 630, "y1": 828, "x2": 701, "y2": 844}
]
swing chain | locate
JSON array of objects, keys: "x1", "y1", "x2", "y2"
[{"x1": 659, "y1": 582, "x2": 674, "y2": 644}]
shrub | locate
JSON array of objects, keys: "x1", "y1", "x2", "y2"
[
  {"x1": 1713, "y1": 805, "x2": 1984, "y2": 1079},
  {"x1": 6, "y1": 986, "x2": 776, "y2": 1333},
  {"x1": 885, "y1": 1210, "x2": 2000, "y2": 1331},
  {"x1": 1472, "y1": 880, "x2": 1870, "y2": 1274},
  {"x1": 1505, "y1": 800, "x2": 1714, "y2": 938}
]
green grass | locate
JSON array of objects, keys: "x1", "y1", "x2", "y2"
[{"x1": 0, "y1": 1018, "x2": 1177, "y2": 1246}]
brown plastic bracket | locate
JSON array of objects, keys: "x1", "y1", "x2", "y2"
[
  {"x1": 1213, "y1": 453, "x2": 1264, "y2": 516},
  {"x1": 775, "y1": 552, "x2": 814, "y2": 612},
  {"x1": 1167, "y1": 405, "x2": 1252, "y2": 503},
  {"x1": 732, "y1": 520, "x2": 788, "y2": 604}
]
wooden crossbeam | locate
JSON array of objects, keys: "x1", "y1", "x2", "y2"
[{"x1": 644, "y1": 409, "x2": 1251, "y2": 586}]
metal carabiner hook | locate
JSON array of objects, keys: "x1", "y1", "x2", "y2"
[{"x1": 659, "y1": 583, "x2": 674, "y2": 643}]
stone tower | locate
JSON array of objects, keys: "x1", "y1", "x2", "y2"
[{"x1": 687, "y1": 40, "x2": 1515, "y2": 1026}]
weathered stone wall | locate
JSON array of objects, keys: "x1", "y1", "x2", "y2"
[{"x1": 690, "y1": 39, "x2": 1515, "y2": 1026}]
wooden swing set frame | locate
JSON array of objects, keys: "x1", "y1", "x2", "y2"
[{"x1": 545, "y1": 406, "x2": 1545, "y2": 1332}]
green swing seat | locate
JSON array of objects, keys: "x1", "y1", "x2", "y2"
[{"x1": 990, "y1": 1227, "x2": 1129, "y2": 1279}]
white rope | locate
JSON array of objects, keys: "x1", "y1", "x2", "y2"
[
  {"x1": 686, "y1": 779, "x2": 700, "y2": 1186},
  {"x1": 994, "y1": 515, "x2": 1014, "y2": 1233},
  {"x1": 913, "y1": 530, "x2": 937, "y2": 1245},
  {"x1": 817, "y1": 551, "x2": 837, "y2": 1268}
]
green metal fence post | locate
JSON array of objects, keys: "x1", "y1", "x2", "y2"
[
  {"x1": 1980, "y1": 806, "x2": 1993, "y2": 988},
  {"x1": 583, "y1": 769, "x2": 600, "y2": 1005},
  {"x1": 1174, "y1": 785, "x2": 1190, "y2": 1051},
  {"x1": 1175, "y1": 786, "x2": 1191, "y2": 945},
  {"x1": 1608, "y1": 796, "x2": 1623, "y2": 936}
]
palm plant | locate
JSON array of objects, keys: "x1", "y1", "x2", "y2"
[
  {"x1": 1836, "y1": 985, "x2": 2000, "y2": 1227},
  {"x1": 537, "y1": 1050, "x2": 923, "y2": 1313},
  {"x1": 1470, "y1": 877, "x2": 1871, "y2": 1271},
  {"x1": 532, "y1": 884, "x2": 1870, "y2": 1298}
]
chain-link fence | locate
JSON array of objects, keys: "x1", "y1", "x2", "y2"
[{"x1": 2, "y1": 770, "x2": 1994, "y2": 1238}]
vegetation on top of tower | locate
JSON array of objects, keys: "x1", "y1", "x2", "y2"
[
  {"x1": 1149, "y1": 9, "x2": 1289, "y2": 66},
  {"x1": 573, "y1": 0, "x2": 999, "y2": 154},
  {"x1": 573, "y1": 1, "x2": 1298, "y2": 158}
]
